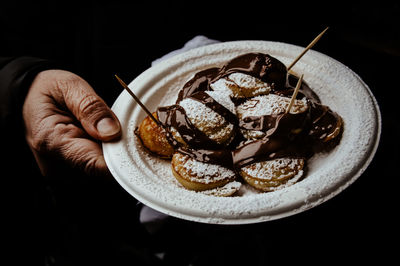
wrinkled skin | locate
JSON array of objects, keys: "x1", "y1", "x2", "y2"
[{"x1": 23, "y1": 69, "x2": 121, "y2": 178}]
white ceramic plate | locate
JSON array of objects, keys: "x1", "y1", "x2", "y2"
[{"x1": 103, "y1": 41, "x2": 381, "y2": 224}]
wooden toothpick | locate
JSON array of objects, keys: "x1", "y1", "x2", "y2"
[
  {"x1": 115, "y1": 75, "x2": 160, "y2": 126},
  {"x1": 287, "y1": 27, "x2": 329, "y2": 71},
  {"x1": 286, "y1": 74, "x2": 304, "y2": 114}
]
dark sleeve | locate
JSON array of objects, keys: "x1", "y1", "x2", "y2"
[
  {"x1": 0, "y1": 56, "x2": 62, "y2": 265},
  {"x1": 0, "y1": 56, "x2": 57, "y2": 130}
]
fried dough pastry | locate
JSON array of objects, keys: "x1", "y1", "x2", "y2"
[
  {"x1": 308, "y1": 102, "x2": 344, "y2": 146},
  {"x1": 200, "y1": 181, "x2": 242, "y2": 197},
  {"x1": 137, "y1": 112, "x2": 174, "y2": 159},
  {"x1": 171, "y1": 152, "x2": 237, "y2": 193},
  {"x1": 178, "y1": 92, "x2": 235, "y2": 145},
  {"x1": 239, "y1": 158, "x2": 305, "y2": 192},
  {"x1": 236, "y1": 94, "x2": 308, "y2": 119},
  {"x1": 211, "y1": 72, "x2": 272, "y2": 99},
  {"x1": 236, "y1": 94, "x2": 309, "y2": 140},
  {"x1": 320, "y1": 114, "x2": 343, "y2": 143}
]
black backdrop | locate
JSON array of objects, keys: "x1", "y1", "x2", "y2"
[{"x1": 1, "y1": 1, "x2": 399, "y2": 265}]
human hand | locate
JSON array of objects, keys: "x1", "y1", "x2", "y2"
[{"x1": 23, "y1": 70, "x2": 121, "y2": 178}]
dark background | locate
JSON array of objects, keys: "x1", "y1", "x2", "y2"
[{"x1": 1, "y1": 1, "x2": 399, "y2": 265}]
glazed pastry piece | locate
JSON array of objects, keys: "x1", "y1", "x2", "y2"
[
  {"x1": 177, "y1": 53, "x2": 287, "y2": 101},
  {"x1": 171, "y1": 152, "x2": 236, "y2": 192},
  {"x1": 236, "y1": 94, "x2": 309, "y2": 140},
  {"x1": 236, "y1": 94, "x2": 308, "y2": 118},
  {"x1": 157, "y1": 90, "x2": 238, "y2": 149},
  {"x1": 136, "y1": 112, "x2": 174, "y2": 159},
  {"x1": 239, "y1": 157, "x2": 305, "y2": 192},
  {"x1": 179, "y1": 91, "x2": 235, "y2": 145},
  {"x1": 177, "y1": 67, "x2": 220, "y2": 102},
  {"x1": 210, "y1": 72, "x2": 272, "y2": 99},
  {"x1": 309, "y1": 102, "x2": 343, "y2": 144},
  {"x1": 220, "y1": 53, "x2": 287, "y2": 91}
]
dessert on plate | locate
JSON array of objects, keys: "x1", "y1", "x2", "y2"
[{"x1": 136, "y1": 53, "x2": 343, "y2": 196}]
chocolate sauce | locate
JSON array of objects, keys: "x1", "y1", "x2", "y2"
[
  {"x1": 232, "y1": 100, "x2": 342, "y2": 168},
  {"x1": 177, "y1": 67, "x2": 220, "y2": 103},
  {"x1": 189, "y1": 91, "x2": 238, "y2": 127},
  {"x1": 157, "y1": 105, "x2": 222, "y2": 150},
  {"x1": 308, "y1": 101, "x2": 343, "y2": 150},
  {"x1": 239, "y1": 112, "x2": 308, "y2": 134},
  {"x1": 287, "y1": 74, "x2": 320, "y2": 102},
  {"x1": 232, "y1": 136, "x2": 287, "y2": 168},
  {"x1": 233, "y1": 110, "x2": 313, "y2": 168},
  {"x1": 155, "y1": 53, "x2": 342, "y2": 170},
  {"x1": 178, "y1": 147, "x2": 233, "y2": 169},
  {"x1": 158, "y1": 87, "x2": 241, "y2": 150},
  {"x1": 176, "y1": 53, "x2": 288, "y2": 102},
  {"x1": 219, "y1": 53, "x2": 287, "y2": 90}
]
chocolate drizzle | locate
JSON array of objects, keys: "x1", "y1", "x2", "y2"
[
  {"x1": 157, "y1": 105, "x2": 222, "y2": 150},
  {"x1": 156, "y1": 52, "x2": 343, "y2": 170},
  {"x1": 177, "y1": 68, "x2": 219, "y2": 103},
  {"x1": 232, "y1": 137, "x2": 287, "y2": 168},
  {"x1": 176, "y1": 53, "x2": 288, "y2": 103},
  {"x1": 178, "y1": 147, "x2": 233, "y2": 169},
  {"x1": 219, "y1": 53, "x2": 288, "y2": 90},
  {"x1": 157, "y1": 90, "x2": 238, "y2": 150},
  {"x1": 239, "y1": 111, "x2": 308, "y2": 133},
  {"x1": 189, "y1": 91, "x2": 238, "y2": 127}
]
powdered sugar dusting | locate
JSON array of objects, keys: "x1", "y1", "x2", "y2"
[
  {"x1": 210, "y1": 72, "x2": 271, "y2": 98},
  {"x1": 210, "y1": 78, "x2": 235, "y2": 96},
  {"x1": 174, "y1": 153, "x2": 235, "y2": 184},
  {"x1": 264, "y1": 171, "x2": 304, "y2": 192},
  {"x1": 103, "y1": 40, "x2": 381, "y2": 224},
  {"x1": 205, "y1": 90, "x2": 236, "y2": 115},
  {"x1": 241, "y1": 158, "x2": 304, "y2": 181},
  {"x1": 201, "y1": 181, "x2": 242, "y2": 197},
  {"x1": 237, "y1": 94, "x2": 308, "y2": 119},
  {"x1": 180, "y1": 98, "x2": 224, "y2": 129},
  {"x1": 229, "y1": 73, "x2": 271, "y2": 92},
  {"x1": 236, "y1": 94, "x2": 308, "y2": 140},
  {"x1": 180, "y1": 97, "x2": 234, "y2": 143}
]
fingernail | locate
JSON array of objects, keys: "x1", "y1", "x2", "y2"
[{"x1": 96, "y1": 117, "x2": 120, "y2": 137}]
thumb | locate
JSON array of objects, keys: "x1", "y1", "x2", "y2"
[{"x1": 58, "y1": 72, "x2": 121, "y2": 141}]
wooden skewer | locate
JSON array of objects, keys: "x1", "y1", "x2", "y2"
[
  {"x1": 287, "y1": 27, "x2": 329, "y2": 71},
  {"x1": 286, "y1": 74, "x2": 304, "y2": 114},
  {"x1": 115, "y1": 74, "x2": 160, "y2": 126}
]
